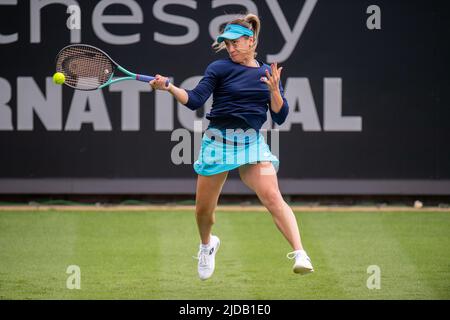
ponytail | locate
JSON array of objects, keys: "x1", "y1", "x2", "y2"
[{"x1": 244, "y1": 13, "x2": 260, "y2": 52}]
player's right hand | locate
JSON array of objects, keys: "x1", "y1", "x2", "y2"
[{"x1": 149, "y1": 74, "x2": 171, "y2": 91}]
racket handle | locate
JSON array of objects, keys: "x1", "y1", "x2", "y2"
[{"x1": 136, "y1": 74, "x2": 170, "y2": 87}]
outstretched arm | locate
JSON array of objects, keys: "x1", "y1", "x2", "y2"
[{"x1": 150, "y1": 66, "x2": 217, "y2": 111}]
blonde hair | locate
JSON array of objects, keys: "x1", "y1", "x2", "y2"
[{"x1": 212, "y1": 13, "x2": 261, "y2": 58}]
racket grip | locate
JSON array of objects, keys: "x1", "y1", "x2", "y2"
[
  {"x1": 136, "y1": 74, "x2": 170, "y2": 87},
  {"x1": 136, "y1": 74, "x2": 154, "y2": 82}
]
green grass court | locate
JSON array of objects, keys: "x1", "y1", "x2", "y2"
[{"x1": 0, "y1": 209, "x2": 449, "y2": 299}]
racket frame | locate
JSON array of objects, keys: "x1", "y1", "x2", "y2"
[{"x1": 55, "y1": 44, "x2": 165, "y2": 91}]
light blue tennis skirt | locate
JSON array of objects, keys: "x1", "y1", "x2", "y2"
[{"x1": 194, "y1": 127, "x2": 279, "y2": 176}]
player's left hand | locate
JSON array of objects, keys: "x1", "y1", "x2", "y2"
[{"x1": 261, "y1": 62, "x2": 283, "y2": 93}]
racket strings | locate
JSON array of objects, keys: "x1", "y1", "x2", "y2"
[{"x1": 56, "y1": 45, "x2": 114, "y2": 90}]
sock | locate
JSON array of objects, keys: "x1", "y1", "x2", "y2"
[{"x1": 201, "y1": 243, "x2": 210, "y2": 249}]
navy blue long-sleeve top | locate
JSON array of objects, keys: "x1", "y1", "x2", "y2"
[{"x1": 183, "y1": 58, "x2": 289, "y2": 130}]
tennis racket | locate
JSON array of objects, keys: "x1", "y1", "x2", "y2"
[{"x1": 55, "y1": 44, "x2": 169, "y2": 91}]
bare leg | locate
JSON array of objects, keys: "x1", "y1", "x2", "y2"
[
  {"x1": 239, "y1": 162, "x2": 303, "y2": 250},
  {"x1": 195, "y1": 171, "x2": 228, "y2": 245}
]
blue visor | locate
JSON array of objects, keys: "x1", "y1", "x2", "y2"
[{"x1": 217, "y1": 24, "x2": 254, "y2": 43}]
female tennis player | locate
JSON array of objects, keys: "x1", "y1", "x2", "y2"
[{"x1": 150, "y1": 14, "x2": 314, "y2": 280}]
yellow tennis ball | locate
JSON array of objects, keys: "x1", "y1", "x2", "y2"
[{"x1": 53, "y1": 72, "x2": 65, "y2": 85}]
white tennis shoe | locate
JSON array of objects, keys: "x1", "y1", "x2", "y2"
[
  {"x1": 195, "y1": 235, "x2": 220, "y2": 281},
  {"x1": 287, "y1": 249, "x2": 314, "y2": 275}
]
